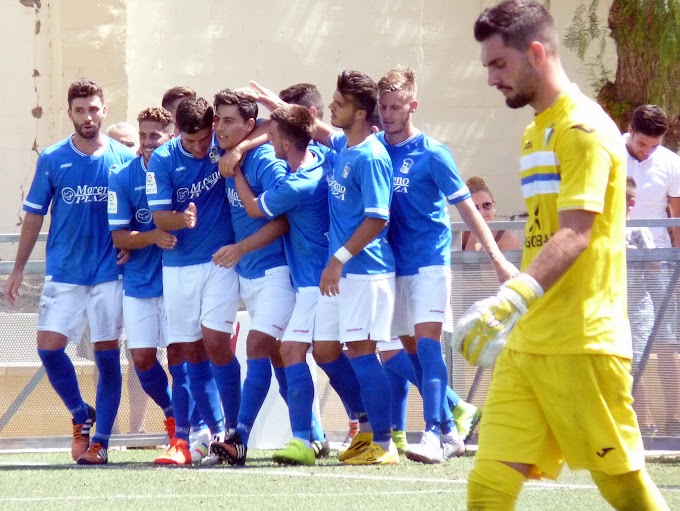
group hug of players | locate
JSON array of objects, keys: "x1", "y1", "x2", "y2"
[{"x1": 5, "y1": 67, "x2": 515, "y2": 467}]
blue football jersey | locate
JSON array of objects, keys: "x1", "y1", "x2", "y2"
[
  {"x1": 257, "y1": 146, "x2": 329, "y2": 290},
  {"x1": 146, "y1": 136, "x2": 234, "y2": 267},
  {"x1": 225, "y1": 143, "x2": 288, "y2": 279},
  {"x1": 377, "y1": 131, "x2": 470, "y2": 276},
  {"x1": 108, "y1": 156, "x2": 163, "y2": 298},
  {"x1": 23, "y1": 136, "x2": 135, "y2": 285},
  {"x1": 327, "y1": 133, "x2": 394, "y2": 276}
]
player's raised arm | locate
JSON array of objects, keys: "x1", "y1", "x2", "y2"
[{"x1": 455, "y1": 198, "x2": 520, "y2": 282}]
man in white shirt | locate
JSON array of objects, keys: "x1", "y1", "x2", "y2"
[{"x1": 625, "y1": 104, "x2": 680, "y2": 435}]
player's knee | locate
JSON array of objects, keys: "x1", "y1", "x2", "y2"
[
  {"x1": 280, "y1": 342, "x2": 308, "y2": 366},
  {"x1": 246, "y1": 331, "x2": 277, "y2": 359},
  {"x1": 130, "y1": 349, "x2": 156, "y2": 372},
  {"x1": 591, "y1": 469, "x2": 669, "y2": 511},
  {"x1": 312, "y1": 342, "x2": 342, "y2": 364},
  {"x1": 468, "y1": 460, "x2": 525, "y2": 510}
]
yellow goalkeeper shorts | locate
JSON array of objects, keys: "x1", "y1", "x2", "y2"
[{"x1": 475, "y1": 349, "x2": 645, "y2": 479}]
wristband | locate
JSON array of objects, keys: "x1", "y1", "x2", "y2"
[{"x1": 334, "y1": 246, "x2": 352, "y2": 264}]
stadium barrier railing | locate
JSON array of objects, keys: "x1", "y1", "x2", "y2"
[{"x1": 1, "y1": 219, "x2": 679, "y2": 451}]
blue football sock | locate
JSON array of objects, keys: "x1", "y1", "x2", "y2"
[
  {"x1": 189, "y1": 402, "x2": 205, "y2": 432},
  {"x1": 310, "y1": 408, "x2": 325, "y2": 443},
  {"x1": 273, "y1": 365, "x2": 288, "y2": 403},
  {"x1": 385, "y1": 365, "x2": 409, "y2": 431},
  {"x1": 236, "y1": 358, "x2": 272, "y2": 446},
  {"x1": 168, "y1": 362, "x2": 191, "y2": 441},
  {"x1": 135, "y1": 360, "x2": 172, "y2": 418},
  {"x1": 317, "y1": 353, "x2": 367, "y2": 423},
  {"x1": 284, "y1": 362, "x2": 314, "y2": 442},
  {"x1": 276, "y1": 363, "x2": 324, "y2": 442},
  {"x1": 417, "y1": 337, "x2": 448, "y2": 433},
  {"x1": 187, "y1": 360, "x2": 225, "y2": 436},
  {"x1": 38, "y1": 348, "x2": 88, "y2": 423},
  {"x1": 91, "y1": 348, "x2": 122, "y2": 448},
  {"x1": 447, "y1": 386, "x2": 460, "y2": 410},
  {"x1": 211, "y1": 358, "x2": 241, "y2": 430},
  {"x1": 407, "y1": 352, "x2": 423, "y2": 393},
  {"x1": 349, "y1": 354, "x2": 392, "y2": 443},
  {"x1": 384, "y1": 349, "x2": 419, "y2": 387},
  {"x1": 442, "y1": 389, "x2": 456, "y2": 434}
]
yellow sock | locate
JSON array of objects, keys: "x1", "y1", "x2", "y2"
[
  {"x1": 468, "y1": 460, "x2": 525, "y2": 510},
  {"x1": 591, "y1": 469, "x2": 669, "y2": 511}
]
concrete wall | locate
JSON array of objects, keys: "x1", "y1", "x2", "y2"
[{"x1": 1, "y1": 0, "x2": 615, "y2": 260}]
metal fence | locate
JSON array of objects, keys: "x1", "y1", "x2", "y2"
[{"x1": 2, "y1": 220, "x2": 680, "y2": 451}]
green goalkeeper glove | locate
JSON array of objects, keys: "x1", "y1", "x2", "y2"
[{"x1": 451, "y1": 274, "x2": 543, "y2": 367}]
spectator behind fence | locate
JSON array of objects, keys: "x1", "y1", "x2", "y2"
[
  {"x1": 462, "y1": 176, "x2": 521, "y2": 251},
  {"x1": 625, "y1": 104, "x2": 680, "y2": 435},
  {"x1": 626, "y1": 176, "x2": 657, "y2": 435}
]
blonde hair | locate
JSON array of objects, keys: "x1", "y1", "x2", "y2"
[
  {"x1": 377, "y1": 66, "x2": 417, "y2": 101},
  {"x1": 466, "y1": 176, "x2": 494, "y2": 201}
]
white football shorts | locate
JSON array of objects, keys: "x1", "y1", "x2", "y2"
[
  {"x1": 163, "y1": 261, "x2": 239, "y2": 343},
  {"x1": 37, "y1": 279, "x2": 123, "y2": 343}
]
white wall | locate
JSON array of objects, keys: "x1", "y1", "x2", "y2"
[{"x1": 1, "y1": 0, "x2": 616, "y2": 259}]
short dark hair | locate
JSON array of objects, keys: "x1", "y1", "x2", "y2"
[
  {"x1": 631, "y1": 104, "x2": 669, "y2": 138},
  {"x1": 213, "y1": 89, "x2": 258, "y2": 122},
  {"x1": 270, "y1": 105, "x2": 315, "y2": 151},
  {"x1": 68, "y1": 79, "x2": 104, "y2": 107},
  {"x1": 474, "y1": 0, "x2": 559, "y2": 56},
  {"x1": 279, "y1": 83, "x2": 324, "y2": 120},
  {"x1": 175, "y1": 97, "x2": 213, "y2": 134},
  {"x1": 137, "y1": 107, "x2": 174, "y2": 130},
  {"x1": 161, "y1": 86, "x2": 196, "y2": 111},
  {"x1": 336, "y1": 70, "x2": 378, "y2": 117}
]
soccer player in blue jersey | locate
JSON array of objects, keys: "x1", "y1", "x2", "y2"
[
  {"x1": 146, "y1": 97, "x2": 240, "y2": 465},
  {"x1": 312, "y1": 70, "x2": 399, "y2": 465},
  {"x1": 4, "y1": 79, "x2": 135, "y2": 464},
  {"x1": 161, "y1": 85, "x2": 212, "y2": 459},
  {"x1": 107, "y1": 107, "x2": 178, "y2": 449},
  {"x1": 375, "y1": 67, "x2": 519, "y2": 464},
  {"x1": 161, "y1": 86, "x2": 196, "y2": 137},
  {"x1": 218, "y1": 104, "x2": 329, "y2": 465},
  {"x1": 208, "y1": 90, "x2": 297, "y2": 466}
]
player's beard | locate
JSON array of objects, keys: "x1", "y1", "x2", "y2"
[
  {"x1": 74, "y1": 120, "x2": 101, "y2": 139},
  {"x1": 505, "y1": 61, "x2": 539, "y2": 110}
]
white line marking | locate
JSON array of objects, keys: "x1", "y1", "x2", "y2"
[{"x1": 0, "y1": 489, "x2": 465, "y2": 503}]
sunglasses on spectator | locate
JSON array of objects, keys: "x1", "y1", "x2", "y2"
[{"x1": 474, "y1": 201, "x2": 494, "y2": 211}]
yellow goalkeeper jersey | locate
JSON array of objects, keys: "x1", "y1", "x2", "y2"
[{"x1": 507, "y1": 84, "x2": 632, "y2": 357}]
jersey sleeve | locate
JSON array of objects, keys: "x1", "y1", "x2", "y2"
[
  {"x1": 257, "y1": 156, "x2": 287, "y2": 193},
  {"x1": 328, "y1": 133, "x2": 347, "y2": 153},
  {"x1": 358, "y1": 152, "x2": 392, "y2": 221},
  {"x1": 146, "y1": 150, "x2": 174, "y2": 212},
  {"x1": 556, "y1": 124, "x2": 610, "y2": 213},
  {"x1": 23, "y1": 152, "x2": 53, "y2": 215},
  {"x1": 429, "y1": 144, "x2": 471, "y2": 205},
  {"x1": 258, "y1": 179, "x2": 301, "y2": 219},
  {"x1": 107, "y1": 167, "x2": 133, "y2": 231}
]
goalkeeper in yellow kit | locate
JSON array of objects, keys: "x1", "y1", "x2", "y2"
[{"x1": 452, "y1": 1, "x2": 670, "y2": 509}]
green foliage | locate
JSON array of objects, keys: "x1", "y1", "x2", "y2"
[
  {"x1": 564, "y1": 0, "x2": 604, "y2": 60},
  {"x1": 563, "y1": 1, "x2": 613, "y2": 92}
]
